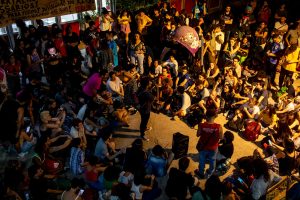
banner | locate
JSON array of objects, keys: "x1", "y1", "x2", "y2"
[{"x1": 0, "y1": 0, "x2": 96, "y2": 27}]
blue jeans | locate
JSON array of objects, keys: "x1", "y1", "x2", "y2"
[
  {"x1": 198, "y1": 149, "x2": 218, "y2": 176},
  {"x1": 130, "y1": 54, "x2": 145, "y2": 74}
]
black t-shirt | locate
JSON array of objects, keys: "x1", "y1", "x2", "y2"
[
  {"x1": 64, "y1": 32, "x2": 80, "y2": 45},
  {"x1": 221, "y1": 12, "x2": 234, "y2": 30},
  {"x1": 218, "y1": 141, "x2": 234, "y2": 159},
  {"x1": 165, "y1": 168, "x2": 195, "y2": 199},
  {"x1": 138, "y1": 90, "x2": 154, "y2": 114},
  {"x1": 123, "y1": 147, "x2": 146, "y2": 173},
  {"x1": 0, "y1": 98, "x2": 19, "y2": 143},
  {"x1": 29, "y1": 177, "x2": 48, "y2": 200}
]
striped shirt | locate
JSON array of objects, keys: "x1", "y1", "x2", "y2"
[{"x1": 70, "y1": 147, "x2": 84, "y2": 176}]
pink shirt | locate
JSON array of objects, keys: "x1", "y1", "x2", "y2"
[{"x1": 83, "y1": 73, "x2": 102, "y2": 97}]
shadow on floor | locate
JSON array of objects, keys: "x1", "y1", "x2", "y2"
[
  {"x1": 113, "y1": 134, "x2": 140, "y2": 139},
  {"x1": 115, "y1": 127, "x2": 140, "y2": 133},
  {"x1": 187, "y1": 153, "x2": 199, "y2": 162}
]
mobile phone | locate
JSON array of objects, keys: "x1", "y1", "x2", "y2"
[
  {"x1": 79, "y1": 189, "x2": 84, "y2": 196},
  {"x1": 268, "y1": 140, "x2": 272, "y2": 145},
  {"x1": 237, "y1": 177, "x2": 244, "y2": 184},
  {"x1": 26, "y1": 126, "x2": 31, "y2": 133}
]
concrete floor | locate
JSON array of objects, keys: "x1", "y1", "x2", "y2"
[{"x1": 113, "y1": 111, "x2": 265, "y2": 198}]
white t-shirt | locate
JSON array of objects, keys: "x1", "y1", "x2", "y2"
[
  {"x1": 201, "y1": 88, "x2": 210, "y2": 100},
  {"x1": 107, "y1": 77, "x2": 122, "y2": 94},
  {"x1": 215, "y1": 32, "x2": 225, "y2": 51},
  {"x1": 250, "y1": 105, "x2": 260, "y2": 120},
  {"x1": 181, "y1": 92, "x2": 191, "y2": 112}
]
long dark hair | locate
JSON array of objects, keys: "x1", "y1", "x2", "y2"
[{"x1": 253, "y1": 158, "x2": 270, "y2": 181}]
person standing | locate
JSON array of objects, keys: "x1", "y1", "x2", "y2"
[
  {"x1": 195, "y1": 109, "x2": 223, "y2": 178},
  {"x1": 137, "y1": 77, "x2": 154, "y2": 141}
]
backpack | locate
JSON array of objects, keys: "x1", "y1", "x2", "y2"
[{"x1": 243, "y1": 121, "x2": 261, "y2": 141}]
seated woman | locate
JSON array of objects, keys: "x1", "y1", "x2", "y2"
[
  {"x1": 145, "y1": 144, "x2": 174, "y2": 178},
  {"x1": 83, "y1": 107, "x2": 103, "y2": 136},
  {"x1": 40, "y1": 110, "x2": 64, "y2": 138},
  {"x1": 224, "y1": 68, "x2": 238, "y2": 89},
  {"x1": 237, "y1": 36, "x2": 250, "y2": 64},
  {"x1": 131, "y1": 170, "x2": 157, "y2": 200},
  {"x1": 272, "y1": 138, "x2": 299, "y2": 175},
  {"x1": 17, "y1": 126, "x2": 37, "y2": 153},
  {"x1": 221, "y1": 84, "x2": 235, "y2": 114},
  {"x1": 84, "y1": 156, "x2": 106, "y2": 190},
  {"x1": 258, "y1": 105, "x2": 277, "y2": 133},
  {"x1": 250, "y1": 158, "x2": 281, "y2": 200},
  {"x1": 223, "y1": 37, "x2": 240, "y2": 61},
  {"x1": 69, "y1": 138, "x2": 85, "y2": 176},
  {"x1": 32, "y1": 135, "x2": 72, "y2": 175},
  {"x1": 227, "y1": 98, "x2": 259, "y2": 132},
  {"x1": 28, "y1": 165, "x2": 63, "y2": 200},
  {"x1": 253, "y1": 146, "x2": 279, "y2": 175},
  {"x1": 61, "y1": 178, "x2": 85, "y2": 200},
  {"x1": 123, "y1": 139, "x2": 147, "y2": 175},
  {"x1": 69, "y1": 118, "x2": 87, "y2": 148},
  {"x1": 242, "y1": 98, "x2": 260, "y2": 122},
  {"x1": 206, "y1": 62, "x2": 220, "y2": 88}
]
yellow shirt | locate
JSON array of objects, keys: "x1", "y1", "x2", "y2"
[
  {"x1": 118, "y1": 16, "x2": 130, "y2": 25},
  {"x1": 283, "y1": 47, "x2": 300, "y2": 72}
]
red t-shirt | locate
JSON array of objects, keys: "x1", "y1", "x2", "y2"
[
  {"x1": 197, "y1": 122, "x2": 221, "y2": 151},
  {"x1": 54, "y1": 38, "x2": 67, "y2": 57}
]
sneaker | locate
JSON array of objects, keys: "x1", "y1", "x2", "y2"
[
  {"x1": 194, "y1": 169, "x2": 205, "y2": 179},
  {"x1": 171, "y1": 116, "x2": 179, "y2": 121},
  {"x1": 140, "y1": 136, "x2": 150, "y2": 141}
]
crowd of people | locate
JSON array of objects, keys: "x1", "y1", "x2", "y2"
[{"x1": 1, "y1": 0, "x2": 300, "y2": 199}]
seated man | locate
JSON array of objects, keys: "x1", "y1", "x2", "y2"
[
  {"x1": 107, "y1": 71, "x2": 124, "y2": 101},
  {"x1": 165, "y1": 157, "x2": 200, "y2": 199},
  {"x1": 149, "y1": 59, "x2": 163, "y2": 79},
  {"x1": 145, "y1": 144, "x2": 174, "y2": 177},
  {"x1": 94, "y1": 128, "x2": 125, "y2": 164},
  {"x1": 175, "y1": 67, "x2": 191, "y2": 89},
  {"x1": 162, "y1": 55, "x2": 179, "y2": 78}
]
